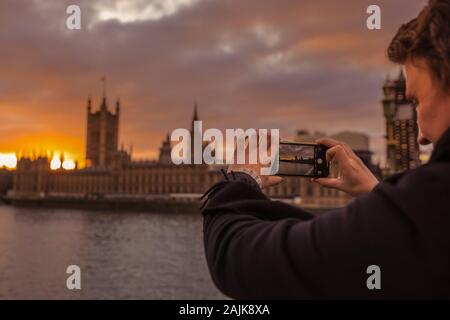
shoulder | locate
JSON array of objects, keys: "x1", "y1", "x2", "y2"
[
  {"x1": 375, "y1": 162, "x2": 450, "y2": 221},
  {"x1": 379, "y1": 162, "x2": 450, "y2": 193}
]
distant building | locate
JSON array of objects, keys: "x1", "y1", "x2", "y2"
[
  {"x1": 11, "y1": 84, "x2": 385, "y2": 211},
  {"x1": 331, "y1": 131, "x2": 369, "y2": 151},
  {"x1": 331, "y1": 131, "x2": 382, "y2": 178},
  {"x1": 382, "y1": 71, "x2": 420, "y2": 175},
  {"x1": 13, "y1": 101, "x2": 220, "y2": 199},
  {"x1": 158, "y1": 134, "x2": 172, "y2": 165},
  {"x1": 0, "y1": 169, "x2": 13, "y2": 196},
  {"x1": 11, "y1": 93, "x2": 302, "y2": 206},
  {"x1": 13, "y1": 156, "x2": 49, "y2": 198},
  {"x1": 294, "y1": 130, "x2": 325, "y2": 144},
  {"x1": 85, "y1": 95, "x2": 120, "y2": 168}
]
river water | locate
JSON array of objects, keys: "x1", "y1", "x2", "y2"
[{"x1": 0, "y1": 205, "x2": 226, "y2": 299}]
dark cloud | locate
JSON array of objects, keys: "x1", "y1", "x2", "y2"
[{"x1": 0, "y1": 0, "x2": 428, "y2": 162}]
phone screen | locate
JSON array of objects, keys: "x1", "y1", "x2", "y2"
[{"x1": 277, "y1": 142, "x2": 329, "y2": 177}]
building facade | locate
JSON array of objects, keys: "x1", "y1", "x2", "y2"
[
  {"x1": 13, "y1": 100, "x2": 221, "y2": 200},
  {"x1": 12, "y1": 90, "x2": 382, "y2": 210},
  {"x1": 11, "y1": 97, "x2": 304, "y2": 206},
  {"x1": 382, "y1": 71, "x2": 420, "y2": 175},
  {"x1": 0, "y1": 168, "x2": 13, "y2": 196},
  {"x1": 86, "y1": 95, "x2": 120, "y2": 167}
]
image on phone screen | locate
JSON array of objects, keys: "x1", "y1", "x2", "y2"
[
  {"x1": 277, "y1": 142, "x2": 329, "y2": 177},
  {"x1": 279, "y1": 143, "x2": 315, "y2": 175}
]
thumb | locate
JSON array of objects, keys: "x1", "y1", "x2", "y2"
[
  {"x1": 312, "y1": 177, "x2": 341, "y2": 189},
  {"x1": 262, "y1": 176, "x2": 284, "y2": 188}
]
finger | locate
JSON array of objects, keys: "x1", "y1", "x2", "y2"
[
  {"x1": 263, "y1": 176, "x2": 284, "y2": 189},
  {"x1": 315, "y1": 138, "x2": 342, "y2": 148},
  {"x1": 316, "y1": 138, "x2": 352, "y2": 157},
  {"x1": 326, "y1": 145, "x2": 349, "y2": 164},
  {"x1": 312, "y1": 177, "x2": 341, "y2": 189},
  {"x1": 269, "y1": 176, "x2": 284, "y2": 183}
]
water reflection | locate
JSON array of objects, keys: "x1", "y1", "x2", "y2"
[{"x1": 0, "y1": 205, "x2": 225, "y2": 299}]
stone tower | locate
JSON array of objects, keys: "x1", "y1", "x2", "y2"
[
  {"x1": 382, "y1": 70, "x2": 420, "y2": 175},
  {"x1": 85, "y1": 88, "x2": 120, "y2": 168},
  {"x1": 159, "y1": 133, "x2": 172, "y2": 164}
]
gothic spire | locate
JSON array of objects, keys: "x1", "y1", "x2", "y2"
[
  {"x1": 193, "y1": 101, "x2": 199, "y2": 122},
  {"x1": 100, "y1": 76, "x2": 107, "y2": 111},
  {"x1": 116, "y1": 98, "x2": 120, "y2": 114},
  {"x1": 191, "y1": 101, "x2": 200, "y2": 133},
  {"x1": 87, "y1": 94, "x2": 92, "y2": 112}
]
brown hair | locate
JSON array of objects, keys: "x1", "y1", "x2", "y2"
[{"x1": 387, "y1": 0, "x2": 450, "y2": 92}]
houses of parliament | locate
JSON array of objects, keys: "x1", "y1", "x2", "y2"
[
  {"x1": 13, "y1": 96, "x2": 220, "y2": 198},
  {"x1": 9, "y1": 72, "x2": 420, "y2": 210}
]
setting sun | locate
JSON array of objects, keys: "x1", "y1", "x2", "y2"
[
  {"x1": 62, "y1": 160, "x2": 76, "y2": 170},
  {"x1": 50, "y1": 155, "x2": 62, "y2": 170},
  {"x1": 0, "y1": 153, "x2": 17, "y2": 169},
  {"x1": 50, "y1": 153, "x2": 76, "y2": 170}
]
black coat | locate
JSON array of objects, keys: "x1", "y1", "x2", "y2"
[{"x1": 201, "y1": 127, "x2": 450, "y2": 299}]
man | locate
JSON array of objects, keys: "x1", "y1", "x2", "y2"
[{"x1": 201, "y1": 0, "x2": 450, "y2": 299}]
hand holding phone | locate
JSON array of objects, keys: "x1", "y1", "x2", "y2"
[
  {"x1": 277, "y1": 142, "x2": 329, "y2": 178},
  {"x1": 312, "y1": 138, "x2": 379, "y2": 196}
]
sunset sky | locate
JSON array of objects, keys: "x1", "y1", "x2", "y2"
[{"x1": 0, "y1": 0, "x2": 427, "y2": 165}]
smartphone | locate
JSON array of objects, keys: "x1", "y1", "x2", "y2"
[{"x1": 277, "y1": 141, "x2": 329, "y2": 177}]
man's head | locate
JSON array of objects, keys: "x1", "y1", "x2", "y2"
[{"x1": 387, "y1": 0, "x2": 450, "y2": 145}]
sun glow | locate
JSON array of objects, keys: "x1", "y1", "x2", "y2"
[
  {"x1": 50, "y1": 155, "x2": 62, "y2": 170},
  {"x1": 62, "y1": 160, "x2": 76, "y2": 170},
  {"x1": 50, "y1": 153, "x2": 76, "y2": 170},
  {"x1": 0, "y1": 153, "x2": 17, "y2": 169}
]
